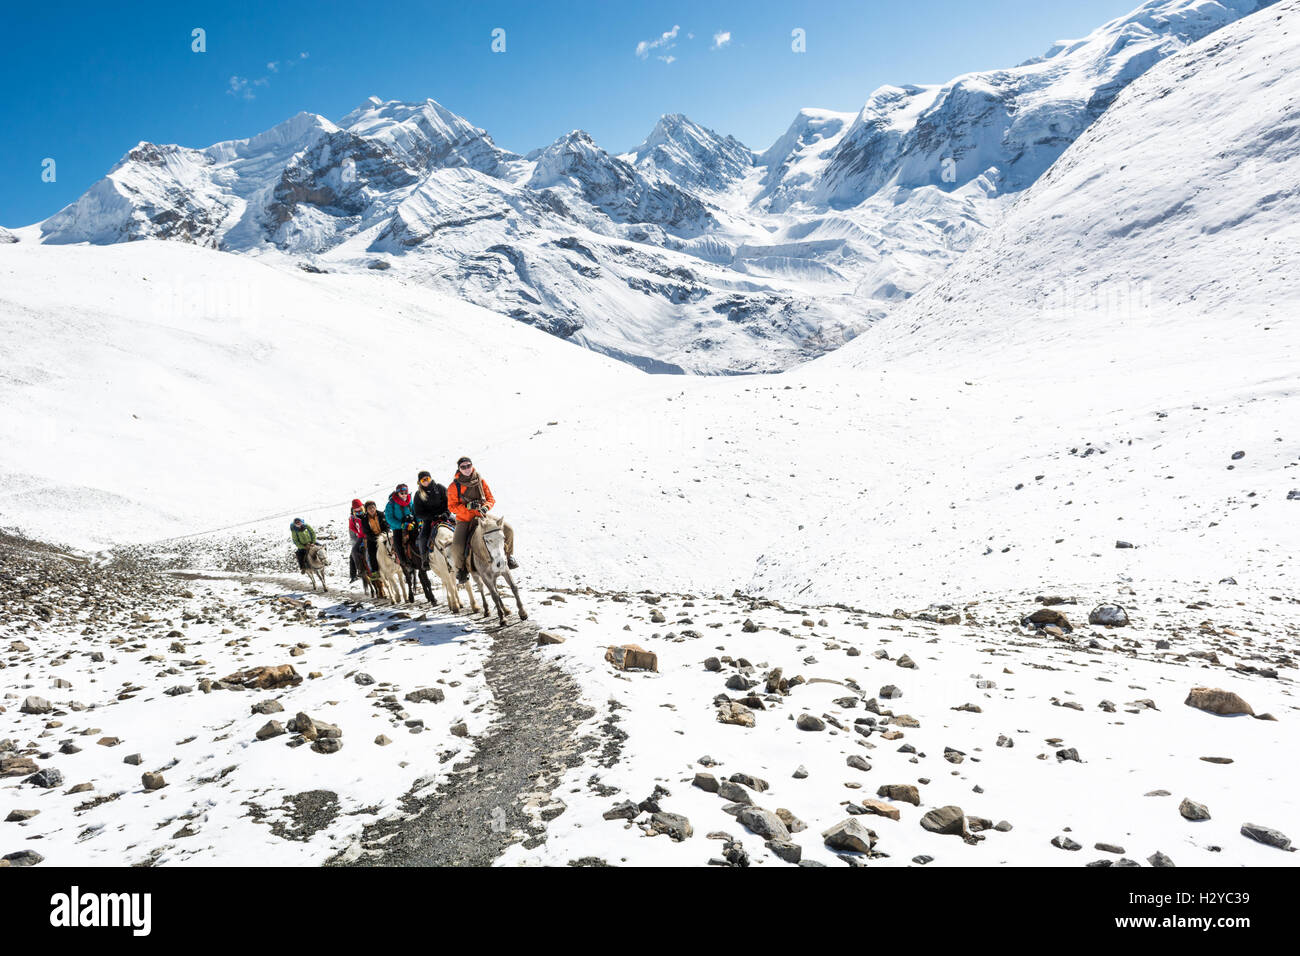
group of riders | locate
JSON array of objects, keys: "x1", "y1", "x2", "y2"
[{"x1": 288, "y1": 456, "x2": 517, "y2": 591}]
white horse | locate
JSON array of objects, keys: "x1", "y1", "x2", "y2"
[
  {"x1": 303, "y1": 543, "x2": 328, "y2": 592},
  {"x1": 428, "y1": 523, "x2": 480, "y2": 614},
  {"x1": 374, "y1": 534, "x2": 410, "y2": 604},
  {"x1": 467, "y1": 513, "x2": 526, "y2": 626}
]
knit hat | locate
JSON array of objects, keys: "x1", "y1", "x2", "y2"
[
  {"x1": 350, "y1": 498, "x2": 363, "y2": 510},
  {"x1": 457, "y1": 456, "x2": 472, "y2": 466},
  {"x1": 418, "y1": 470, "x2": 431, "y2": 481}
]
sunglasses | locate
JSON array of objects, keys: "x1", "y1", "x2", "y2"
[
  {"x1": 419, "y1": 477, "x2": 431, "y2": 485},
  {"x1": 397, "y1": 485, "x2": 408, "y2": 493},
  {"x1": 459, "y1": 463, "x2": 473, "y2": 470}
]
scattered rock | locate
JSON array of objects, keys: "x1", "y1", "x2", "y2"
[
  {"x1": 716, "y1": 701, "x2": 755, "y2": 728},
  {"x1": 604, "y1": 644, "x2": 659, "y2": 672},
  {"x1": 1184, "y1": 687, "x2": 1254, "y2": 717},
  {"x1": 766, "y1": 839, "x2": 802, "y2": 863},
  {"x1": 1052, "y1": 835, "x2": 1082, "y2": 851},
  {"x1": 1179, "y1": 798, "x2": 1211, "y2": 821},
  {"x1": 649, "y1": 812, "x2": 692, "y2": 841},
  {"x1": 255, "y1": 720, "x2": 286, "y2": 741},
  {"x1": 405, "y1": 688, "x2": 445, "y2": 704},
  {"x1": 738, "y1": 807, "x2": 790, "y2": 842},
  {"x1": 920, "y1": 806, "x2": 967, "y2": 837},
  {"x1": 693, "y1": 772, "x2": 719, "y2": 793},
  {"x1": 2, "y1": 849, "x2": 43, "y2": 866},
  {"x1": 877, "y1": 784, "x2": 920, "y2": 806},
  {"x1": 860, "y1": 799, "x2": 901, "y2": 821},
  {"x1": 1147, "y1": 851, "x2": 1175, "y2": 867},
  {"x1": 142, "y1": 772, "x2": 166, "y2": 791},
  {"x1": 796, "y1": 713, "x2": 826, "y2": 732},
  {"x1": 26, "y1": 768, "x2": 63, "y2": 789},
  {"x1": 822, "y1": 818, "x2": 877, "y2": 853},
  {"x1": 1088, "y1": 604, "x2": 1130, "y2": 626},
  {"x1": 603, "y1": 801, "x2": 639, "y2": 821},
  {"x1": 221, "y1": 664, "x2": 302, "y2": 689},
  {"x1": 1022, "y1": 609, "x2": 1072, "y2": 632},
  {"x1": 1240, "y1": 823, "x2": 1291, "y2": 850}
]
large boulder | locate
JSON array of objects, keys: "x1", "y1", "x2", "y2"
[
  {"x1": 920, "y1": 805, "x2": 968, "y2": 837},
  {"x1": 1184, "y1": 687, "x2": 1254, "y2": 717},
  {"x1": 822, "y1": 818, "x2": 877, "y2": 853},
  {"x1": 649, "y1": 812, "x2": 692, "y2": 842},
  {"x1": 20, "y1": 696, "x2": 52, "y2": 715},
  {"x1": 1, "y1": 756, "x2": 39, "y2": 778},
  {"x1": 716, "y1": 701, "x2": 755, "y2": 728},
  {"x1": 1240, "y1": 823, "x2": 1291, "y2": 850},
  {"x1": 877, "y1": 783, "x2": 921, "y2": 806},
  {"x1": 604, "y1": 644, "x2": 659, "y2": 672},
  {"x1": 737, "y1": 807, "x2": 790, "y2": 842},
  {"x1": 1088, "y1": 604, "x2": 1130, "y2": 626},
  {"x1": 1021, "y1": 608, "x2": 1072, "y2": 632},
  {"x1": 221, "y1": 665, "x2": 302, "y2": 689}
]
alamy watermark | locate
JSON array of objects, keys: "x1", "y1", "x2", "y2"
[{"x1": 50, "y1": 886, "x2": 151, "y2": 936}]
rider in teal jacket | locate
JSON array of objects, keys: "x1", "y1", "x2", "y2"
[{"x1": 383, "y1": 484, "x2": 414, "y2": 566}]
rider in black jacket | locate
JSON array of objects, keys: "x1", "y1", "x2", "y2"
[{"x1": 411, "y1": 470, "x2": 451, "y2": 562}]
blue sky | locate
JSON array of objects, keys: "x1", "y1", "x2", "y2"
[{"x1": 0, "y1": 0, "x2": 1141, "y2": 227}]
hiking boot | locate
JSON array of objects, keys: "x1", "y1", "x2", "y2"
[{"x1": 507, "y1": 556, "x2": 519, "y2": 570}]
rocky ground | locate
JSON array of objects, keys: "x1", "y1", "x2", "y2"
[{"x1": 3, "y1": 529, "x2": 1297, "y2": 867}]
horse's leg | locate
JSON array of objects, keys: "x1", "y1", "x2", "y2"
[
  {"x1": 487, "y1": 575, "x2": 507, "y2": 626},
  {"x1": 503, "y1": 570, "x2": 527, "y2": 620}
]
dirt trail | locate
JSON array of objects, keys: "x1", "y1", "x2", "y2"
[
  {"x1": 171, "y1": 567, "x2": 613, "y2": 866},
  {"x1": 328, "y1": 616, "x2": 602, "y2": 866}
]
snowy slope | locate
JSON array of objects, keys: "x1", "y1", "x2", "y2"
[
  {"x1": 0, "y1": 241, "x2": 638, "y2": 546},
  {"x1": 3, "y1": 0, "x2": 1298, "y2": 872},
  {"x1": 24, "y1": 0, "x2": 1274, "y2": 374},
  {"x1": 859, "y1": 0, "x2": 1300, "y2": 354},
  {"x1": 3, "y1": 0, "x2": 1299, "y2": 596}
]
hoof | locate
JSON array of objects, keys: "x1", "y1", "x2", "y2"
[{"x1": 520, "y1": 610, "x2": 529, "y2": 621}]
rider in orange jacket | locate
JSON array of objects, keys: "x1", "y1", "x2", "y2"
[{"x1": 447, "y1": 456, "x2": 516, "y2": 581}]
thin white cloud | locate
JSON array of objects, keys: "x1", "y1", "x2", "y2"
[
  {"x1": 226, "y1": 51, "x2": 310, "y2": 100},
  {"x1": 226, "y1": 76, "x2": 254, "y2": 100},
  {"x1": 636, "y1": 24, "x2": 680, "y2": 59},
  {"x1": 659, "y1": 55, "x2": 676, "y2": 64},
  {"x1": 712, "y1": 31, "x2": 731, "y2": 49}
]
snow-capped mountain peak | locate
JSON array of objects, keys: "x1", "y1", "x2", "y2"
[
  {"x1": 627, "y1": 113, "x2": 755, "y2": 191},
  {"x1": 528, "y1": 129, "x2": 715, "y2": 235},
  {"x1": 23, "y1": 0, "x2": 1281, "y2": 374},
  {"x1": 340, "y1": 96, "x2": 521, "y2": 177}
]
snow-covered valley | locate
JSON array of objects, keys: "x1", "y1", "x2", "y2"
[{"x1": 2, "y1": 0, "x2": 1299, "y2": 868}]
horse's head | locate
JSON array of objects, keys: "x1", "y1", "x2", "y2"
[{"x1": 477, "y1": 514, "x2": 508, "y2": 574}]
